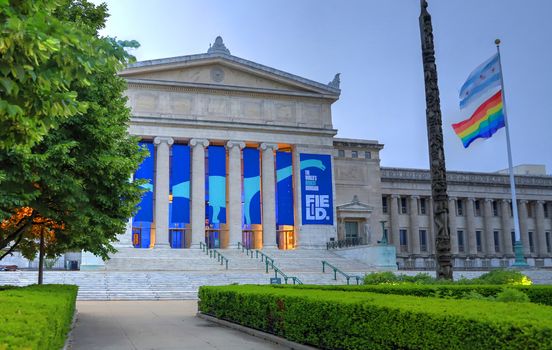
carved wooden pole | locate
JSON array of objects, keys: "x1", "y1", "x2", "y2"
[{"x1": 419, "y1": 0, "x2": 452, "y2": 280}]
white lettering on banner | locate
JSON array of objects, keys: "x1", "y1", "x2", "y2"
[{"x1": 305, "y1": 195, "x2": 330, "y2": 220}]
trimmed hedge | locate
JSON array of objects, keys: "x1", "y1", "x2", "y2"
[
  {"x1": 199, "y1": 285, "x2": 552, "y2": 350},
  {"x1": 0, "y1": 284, "x2": 78, "y2": 350},
  {"x1": 271, "y1": 284, "x2": 552, "y2": 306}
]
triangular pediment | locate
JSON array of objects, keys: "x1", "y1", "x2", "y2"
[
  {"x1": 337, "y1": 195, "x2": 374, "y2": 212},
  {"x1": 120, "y1": 53, "x2": 340, "y2": 99}
]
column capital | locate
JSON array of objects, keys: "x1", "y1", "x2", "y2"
[
  {"x1": 259, "y1": 142, "x2": 278, "y2": 151},
  {"x1": 190, "y1": 138, "x2": 209, "y2": 148},
  {"x1": 226, "y1": 140, "x2": 246, "y2": 150},
  {"x1": 484, "y1": 198, "x2": 494, "y2": 203},
  {"x1": 448, "y1": 196, "x2": 457, "y2": 201},
  {"x1": 410, "y1": 195, "x2": 420, "y2": 200},
  {"x1": 536, "y1": 200, "x2": 545, "y2": 205},
  {"x1": 519, "y1": 199, "x2": 528, "y2": 204},
  {"x1": 153, "y1": 136, "x2": 174, "y2": 146},
  {"x1": 501, "y1": 198, "x2": 511, "y2": 204},
  {"x1": 391, "y1": 194, "x2": 400, "y2": 199},
  {"x1": 467, "y1": 197, "x2": 475, "y2": 202}
]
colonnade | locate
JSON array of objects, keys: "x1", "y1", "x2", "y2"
[
  {"x1": 148, "y1": 137, "x2": 289, "y2": 249},
  {"x1": 386, "y1": 195, "x2": 551, "y2": 258}
]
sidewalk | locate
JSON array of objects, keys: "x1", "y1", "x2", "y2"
[{"x1": 68, "y1": 300, "x2": 288, "y2": 350}]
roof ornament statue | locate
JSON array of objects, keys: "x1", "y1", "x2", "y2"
[
  {"x1": 328, "y1": 73, "x2": 340, "y2": 89},
  {"x1": 207, "y1": 36, "x2": 231, "y2": 55}
]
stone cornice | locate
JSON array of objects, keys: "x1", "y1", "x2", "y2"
[
  {"x1": 381, "y1": 167, "x2": 552, "y2": 188},
  {"x1": 126, "y1": 79, "x2": 338, "y2": 102},
  {"x1": 130, "y1": 115, "x2": 338, "y2": 138}
]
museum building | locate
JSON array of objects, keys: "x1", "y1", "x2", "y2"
[{"x1": 118, "y1": 37, "x2": 552, "y2": 268}]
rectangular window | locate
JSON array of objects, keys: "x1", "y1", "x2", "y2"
[
  {"x1": 528, "y1": 231, "x2": 535, "y2": 253},
  {"x1": 419, "y1": 198, "x2": 427, "y2": 215},
  {"x1": 527, "y1": 203, "x2": 533, "y2": 218},
  {"x1": 338, "y1": 149, "x2": 345, "y2": 157},
  {"x1": 544, "y1": 203, "x2": 549, "y2": 218},
  {"x1": 492, "y1": 201, "x2": 499, "y2": 216},
  {"x1": 493, "y1": 230, "x2": 500, "y2": 253},
  {"x1": 546, "y1": 232, "x2": 551, "y2": 253},
  {"x1": 382, "y1": 196, "x2": 388, "y2": 214},
  {"x1": 399, "y1": 229, "x2": 408, "y2": 252},
  {"x1": 456, "y1": 199, "x2": 464, "y2": 216},
  {"x1": 474, "y1": 200, "x2": 481, "y2": 216},
  {"x1": 476, "y1": 230, "x2": 482, "y2": 252},
  {"x1": 419, "y1": 229, "x2": 427, "y2": 252},
  {"x1": 400, "y1": 197, "x2": 408, "y2": 214},
  {"x1": 511, "y1": 231, "x2": 516, "y2": 252},
  {"x1": 351, "y1": 150, "x2": 358, "y2": 158},
  {"x1": 365, "y1": 151, "x2": 371, "y2": 159},
  {"x1": 345, "y1": 221, "x2": 359, "y2": 240},
  {"x1": 457, "y1": 230, "x2": 465, "y2": 253}
]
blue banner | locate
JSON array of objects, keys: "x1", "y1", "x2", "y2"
[
  {"x1": 170, "y1": 144, "x2": 190, "y2": 225},
  {"x1": 276, "y1": 151, "x2": 294, "y2": 225},
  {"x1": 207, "y1": 146, "x2": 226, "y2": 224},
  {"x1": 243, "y1": 148, "x2": 261, "y2": 225},
  {"x1": 134, "y1": 142, "x2": 154, "y2": 223},
  {"x1": 300, "y1": 153, "x2": 333, "y2": 225}
]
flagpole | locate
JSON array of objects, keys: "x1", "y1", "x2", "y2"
[{"x1": 495, "y1": 39, "x2": 527, "y2": 267}]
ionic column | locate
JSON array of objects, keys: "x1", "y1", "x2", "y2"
[
  {"x1": 260, "y1": 143, "x2": 278, "y2": 249},
  {"x1": 409, "y1": 196, "x2": 420, "y2": 254},
  {"x1": 500, "y1": 199, "x2": 513, "y2": 256},
  {"x1": 536, "y1": 201, "x2": 547, "y2": 257},
  {"x1": 518, "y1": 200, "x2": 530, "y2": 255},
  {"x1": 448, "y1": 197, "x2": 459, "y2": 254},
  {"x1": 483, "y1": 199, "x2": 494, "y2": 256},
  {"x1": 226, "y1": 141, "x2": 245, "y2": 248},
  {"x1": 466, "y1": 198, "x2": 477, "y2": 255},
  {"x1": 153, "y1": 136, "x2": 174, "y2": 248},
  {"x1": 390, "y1": 195, "x2": 400, "y2": 251},
  {"x1": 190, "y1": 138, "x2": 209, "y2": 247}
]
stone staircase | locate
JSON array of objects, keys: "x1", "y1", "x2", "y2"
[{"x1": 0, "y1": 247, "x2": 391, "y2": 300}]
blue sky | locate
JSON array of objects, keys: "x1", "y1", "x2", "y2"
[{"x1": 92, "y1": 0, "x2": 552, "y2": 174}]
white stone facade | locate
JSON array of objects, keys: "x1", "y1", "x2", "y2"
[{"x1": 117, "y1": 37, "x2": 552, "y2": 269}]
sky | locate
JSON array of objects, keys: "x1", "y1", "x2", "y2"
[{"x1": 91, "y1": 0, "x2": 552, "y2": 175}]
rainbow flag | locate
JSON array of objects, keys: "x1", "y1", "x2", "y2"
[{"x1": 452, "y1": 90, "x2": 505, "y2": 148}]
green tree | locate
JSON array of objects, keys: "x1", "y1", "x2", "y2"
[{"x1": 0, "y1": 0, "x2": 145, "y2": 265}]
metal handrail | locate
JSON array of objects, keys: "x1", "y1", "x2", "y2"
[
  {"x1": 322, "y1": 260, "x2": 362, "y2": 285},
  {"x1": 200, "y1": 242, "x2": 229, "y2": 269},
  {"x1": 236, "y1": 242, "x2": 301, "y2": 284}
]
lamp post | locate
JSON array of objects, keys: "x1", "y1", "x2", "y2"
[{"x1": 379, "y1": 220, "x2": 388, "y2": 245}]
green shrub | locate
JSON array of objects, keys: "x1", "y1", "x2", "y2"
[
  {"x1": 199, "y1": 285, "x2": 552, "y2": 350},
  {"x1": 460, "y1": 269, "x2": 532, "y2": 285},
  {"x1": 363, "y1": 272, "x2": 438, "y2": 285},
  {"x1": 0, "y1": 284, "x2": 78, "y2": 350},
  {"x1": 496, "y1": 288, "x2": 530, "y2": 303},
  {"x1": 271, "y1": 284, "x2": 552, "y2": 306}
]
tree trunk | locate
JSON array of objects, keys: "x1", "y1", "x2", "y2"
[{"x1": 38, "y1": 227, "x2": 45, "y2": 285}]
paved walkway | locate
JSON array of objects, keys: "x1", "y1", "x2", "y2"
[{"x1": 69, "y1": 301, "x2": 288, "y2": 350}]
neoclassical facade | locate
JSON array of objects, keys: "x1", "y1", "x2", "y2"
[{"x1": 116, "y1": 37, "x2": 552, "y2": 268}]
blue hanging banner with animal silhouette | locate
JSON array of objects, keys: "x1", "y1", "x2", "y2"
[
  {"x1": 134, "y1": 142, "x2": 154, "y2": 223},
  {"x1": 300, "y1": 153, "x2": 333, "y2": 225},
  {"x1": 170, "y1": 144, "x2": 190, "y2": 225},
  {"x1": 207, "y1": 146, "x2": 226, "y2": 224},
  {"x1": 243, "y1": 148, "x2": 261, "y2": 225},
  {"x1": 276, "y1": 151, "x2": 294, "y2": 225}
]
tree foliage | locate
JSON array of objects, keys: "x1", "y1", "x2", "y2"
[{"x1": 0, "y1": 0, "x2": 145, "y2": 261}]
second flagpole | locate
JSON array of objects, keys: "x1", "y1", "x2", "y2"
[{"x1": 495, "y1": 39, "x2": 527, "y2": 267}]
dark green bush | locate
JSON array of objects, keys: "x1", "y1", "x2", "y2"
[
  {"x1": 271, "y1": 284, "x2": 552, "y2": 306},
  {"x1": 0, "y1": 284, "x2": 78, "y2": 350},
  {"x1": 495, "y1": 288, "x2": 530, "y2": 303},
  {"x1": 459, "y1": 269, "x2": 532, "y2": 285},
  {"x1": 199, "y1": 285, "x2": 552, "y2": 350}
]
